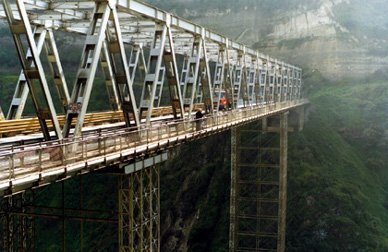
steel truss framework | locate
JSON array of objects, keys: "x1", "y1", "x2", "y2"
[
  {"x1": 0, "y1": 176, "x2": 123, "y2": 251},
  {"x1": 119, "y1": 166, "x2": 160, "y2": 252},
  {"x1": 0, "y1": 191, "x2": 35, "y2": 251},
  {"x1": 230, "y1": 114, "x2": 288, "y2": 252},
  {"x1": 0, "y1": 0, "x2": 302, "y2": 140},
  {"x1": 6, "y1": 26, "x2": 70, "y2": 120}
]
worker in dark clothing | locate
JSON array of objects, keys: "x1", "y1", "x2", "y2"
[{"x1": 195, "y1": 109, "x2": 203, "y2": 130}]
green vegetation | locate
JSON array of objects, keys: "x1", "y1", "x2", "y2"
[
  {"x1": 159, "y1": 69, "x2": 388, "y2": 250},
  {"x1": 286, "y1": 70, "x2": 388, "y2": 250}
]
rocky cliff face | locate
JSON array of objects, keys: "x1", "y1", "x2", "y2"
[
  {"x1": 268, "y1": 0, "x2": 350, "y2": 40},
  {"x1": 147, "y1": 0, "x2": 388, "y2": 79},
  {"x1": 255, "y1": 0, "x2": 388, "y2": 79}
]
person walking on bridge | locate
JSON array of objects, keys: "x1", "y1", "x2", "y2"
[{"x1": 195, "y1": 108, "x2": 204, "y2": 131}]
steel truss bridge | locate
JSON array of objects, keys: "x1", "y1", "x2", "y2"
[{"x1": 0, "y1": 0, "x2": 307, "y2": 251}]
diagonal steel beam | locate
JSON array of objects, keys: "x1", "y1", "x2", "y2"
[
  {"x1": 0, "y1": 105, "x2": 4, "y2": 120},
  {"x1": 100, "y1": 40, "x2": 121, "y2": 111},
  {"x1": 62, "y1": 1, "x2": 112, "y2": 138},
  {"x1": 44, "y1": 29, "x2": 70, "y2": 112},
  {"x1": 198, "y1": 35, "x2": 214, "y2": 114},
  {"x1": 106, "y1": 3, "x2": 140, "y2": 128},
  {"x1": 7, "y1": 27, "x2": 70, "y2": 119},
  {"x1": 2, "y1": 0, "x2": 63, "y2": 140},
  {"x1": 212, "y1": 46, "x2": 225, "y2": 113},
  {"x1": 128, "y1": 43, "x2": 148, "y2": 85},
  {"x1": 163, "y1": 23, "x2": 184, "y2": 120},
  {"x1": 6, "y1": 26, "x2": 46, "y2": 120},
  {"x1": 247, "y1": 56, "x2": 257, "y2": 105},
  {"x1": 223, "y1": 45, "x2": 234, "y2": 110},
  {"x1": 63, "y1": 0, "x2": 141, "y2": 137},
  {"x1": 139, "y1": 24, "x2": 168, "y2": 125},
  {"x1": 181, "y1": 35, "x2": 202, "y2": 119}
]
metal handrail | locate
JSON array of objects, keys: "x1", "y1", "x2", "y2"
[{"x1": 0, "y1": 99, "x2": 308, "y2": 186}]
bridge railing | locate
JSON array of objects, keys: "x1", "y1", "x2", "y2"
[{"x1": 0, "y1": 100, "x2": 307, "y2": 189}]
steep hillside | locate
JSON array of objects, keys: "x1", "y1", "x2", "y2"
[{"x1": 286, "y1": 70, "x2": 388, "y2": 250}]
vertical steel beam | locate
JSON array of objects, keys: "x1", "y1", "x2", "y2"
[
  {"x1": 289, "y1": 68, "x2": 294, "y2": 101},
  {"x1": 239, "y1": 51, "x2": 249, "y2": 107},
  {"x1": 232, "y1": 55, "x2": 242, "y2": 108},
  {"x1": 247, "y1": 57, "x2": 257, "y2": 105},
  {"x1": 0, "y1": 106, "x2": 4, "y2": 120},
  {"x1": 275, "y1": 62, "x2": 281, "y2": 102},
  {"x1": 2, "y1": 0, "x2": 63, "y2": 140},
  {"x1": 198, "y1": 35, "x2": 214, "y2": 114},
  {"x1": 100, "y1": 40, "x2": 121, "y2": 111},
  {"x1": 281, "y1": 62, "x2": 287, "y2": 101},
  {"x1": 106, "y1": 6, "x2": 140, "y2": 128},
  {"x1": 139, "y1": 24, "x2": 167, "y2": 125},
  {"x1": 118, "y1": 173, "x2": 134, "y2": 251},
  {"x1": 297, "y1": 70, "x2": 302, "y2": 99},
  {"x1": 278, "y1": 113, "x2": 288, "y2": 252},
  {"x1": 229, "y1": 127, "x2": 238, "y2": 252},
  {"x1": 154, "y1": 166, "x2": 161, "y2": 252},
  {"x1": 259, "y1": 59, "x2": 268, "y2": 104},
  {"x1": 181, "y1": 35, "x2": 202, "y2": 118},
  {"x1": 267, "y1": 59, "x2": 275, "y2": 103},
  {"x1": 232, "y1": 49, "x2": 249, "y2": 108},
  {"x1": 294, "y1": 69, "x2": 298, "y2": 100},
  {"x1": 163, "y1": 26, "x2": 184, "y2": 120},
  {"x1": 253, "y1": 55, "x2": 261, "y2": 105},
  {"x1": 269, "y1": 62, "x2": 276, "y2": 103},
  {"x1": 287, "y1": 68, "x2": 292, "y2": 101},
  {"x1": 179, "y1": 54, "x2": 189, "y2": 95},
  {"x1": 282, "y1": 65, "x2": 288, "y2": 102},
  {"x1": 155, "y1": 66, "x2": 166, "y2": 108},
  {"x1": 213, "y1": 46, "x2": 226, "y2": 112},
  {"x1": 140, "y1": 19, "x2": 184, "y2": 125},
  {"x1": 288, "y1": 67, "x2": 293, "y2": 101},
  {"x1": 128, "y1": 44, "x2": 148, "y2": 85},
  {"x1": 44, "y1": 29, "x2": 70, "y2": 112},
  {"x1": 223, "y1": 46, "x2": 234, "y2": 109}
]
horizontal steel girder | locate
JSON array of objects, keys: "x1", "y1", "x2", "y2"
[{"x1": 0, "y1": 0, "x2": 301, "y2": 75}]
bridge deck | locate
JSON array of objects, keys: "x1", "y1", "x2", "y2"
[{"x1": 0, "y1": 100, "x2": 307, "y2": 196}]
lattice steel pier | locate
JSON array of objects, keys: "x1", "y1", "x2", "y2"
[
  {"x1": 230, "y1": 114, "x2": 288, "y2": 252},
  {"x1": 119, "y1": 166, "x2": 160, "y2": 252}
]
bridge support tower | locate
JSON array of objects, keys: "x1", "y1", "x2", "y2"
[
  {"x1": 118, "y1": 153, "x2": 167, "y2": 251},
  {"x1": 0, "y1": 191, "x2": 35, "y2": 251},
  {"x1": 118, "y1": 166, "x2": 160, "y2": 252},
  {"x1": 230, "y1": 113, "x2": 288, "y2": 252}
]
